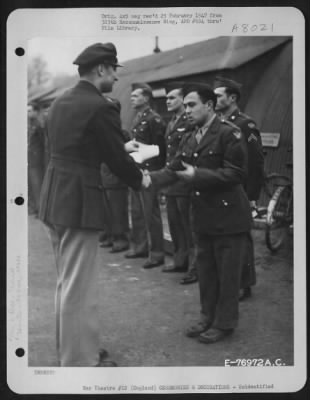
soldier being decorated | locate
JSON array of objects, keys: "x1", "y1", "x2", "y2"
[{"x1": 214, "y1": 76, "x2": 265, "y2": 301}]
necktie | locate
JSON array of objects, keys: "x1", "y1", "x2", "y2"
[
  {"x1": 132, "y1": 112, "x2": 142, "y2": 129},
  {"x1": 195, "y1": 128, "x2": 203, "y2": 144}
]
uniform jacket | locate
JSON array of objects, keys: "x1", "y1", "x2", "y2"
[
  {"x1": 164, "y1": 112, "x2": 192, "y2": 196},
  {"x1": 100, "y1": 129, "x2": 131, "y2": 189},
  {"x1": 151, "y1": 115, "x2": 252, "y2": 235},
  {"x1": 227, "y1": 108, "x2": 265, "y2": 201},
  {"x1": 39, "y1": 80, "x2": 142, "y2": 230},
  {"x1": 131, "y1": 107, "x2": 166, "y2": 171}
]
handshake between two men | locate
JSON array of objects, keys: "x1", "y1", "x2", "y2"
[
  {"x1": 124, "y1": 139, "x2": 197, "y2": 189},
  {"x1": 141, "y1": 163, "x2": 196, "y2": 189}
]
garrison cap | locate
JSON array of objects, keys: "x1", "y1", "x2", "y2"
[
  {"x1": 131, "y1": 82, "x2": 153, "y2": 97},
  {"x1": 165, "y1": 81, "x2": 185, "y2": 94},
  {"x1": 73, "y1": 42, "x2": 123, "y2": 67},
  {"x1": 183, "y1": 82, "x2": 217, "y2": 104},
  {"x1": 213, "y1": 76, "x2": 242, "y2": 93}
]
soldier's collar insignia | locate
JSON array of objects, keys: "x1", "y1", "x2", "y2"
[
  {"x1": 248, "y1": 122, "x2": 256, "y2": 129},
  {"x1": 177, "y1": 127, "x2": 186, "y2": 132},
  {"x1": 141, "y1": 121, "x2": 147, "y2": 124},
  {"x1": 233, "y1": 131, "x2": 242, "y2": 139},
  {"x1": 231, "y1": 115, "x2": 236, "y2": 120}
]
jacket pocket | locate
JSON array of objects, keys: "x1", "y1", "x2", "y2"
[{"x1": 81, "y1": 182, "x2": 105, "y2": 228}]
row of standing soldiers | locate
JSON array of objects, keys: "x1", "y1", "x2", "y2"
[{"x1": 98, "y1": 78, "x2": 264, "y2": 301}]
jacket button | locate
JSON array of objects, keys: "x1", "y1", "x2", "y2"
[
  {"x1": 168, "y1": 136, "x2": 171, "y2": 139},
  {"x1": 222, "y1": 200, "x2": 228, "y2": 206},
  {"x1": 168, "y1": 144, "x2": 171, "y2": 148},
  {"x1": 146, "y1": 163, "x2": 149, "y2": 167},
  {"x1": 209, "y1": 150, "x2": 213, "y2": 154},
  {"x1": 166, "y1": 162, "x2": 170, "y2": 166},
  {"x1": 182, "y1": 152, "x2": 186, "y2": 156},
  {"x1": 194, "y1": 153, "x2": 198, "y2": 157},
  {"x1": 195, "y1": 191, "x2": 200, "y2": 196}
]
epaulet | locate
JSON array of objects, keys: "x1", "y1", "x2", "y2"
[
  {"x1": 239, "y1": 111, "x2": 252, "y2": 121},
  {"x1": 221, "y1": 119, "x2": 241, "y2": 130}
]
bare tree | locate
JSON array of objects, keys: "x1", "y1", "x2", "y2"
[{"x1": 28, "y1": 55, "x2": 51, "y2": 90}]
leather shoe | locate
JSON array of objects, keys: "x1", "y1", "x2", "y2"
[
  {"x1": 198, "y1": 328, "x2": 234, "y2": 344},
  {"x1": 162, "y1": 264, "x2": 187, "y2": 273},
  {"x1": 96, "y1": 359, "x2": 118, "y2": 367},
  {"x1": 110, "y1": 245, "x2": 129, "y2": 253},
  {"x1": 100, "y1": 240, "x2": 113, "y2": 248},
  {"x1": 185, "y1": 320, "x2": 212, "y2": 338},
  {"x1": 239, "y1": 287, "x2": 252, "y2": 301},
  {"x1": 125, "y1": 251, "x2": 148, "y2": 259},
  {"x1": 143, "y1": 259, "x2": 164, "y2": 269},
  {"x1": 180, "y1": 273, "x2": 198, "y2": 284}
]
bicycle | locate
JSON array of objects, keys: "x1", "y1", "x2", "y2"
[{"x1": 264, "y1": 173, "x2": 293, "y2": 252}]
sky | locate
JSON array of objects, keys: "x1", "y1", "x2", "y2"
[{"x1": 28, "y1": 35, "x2": 213, "y2": 76}]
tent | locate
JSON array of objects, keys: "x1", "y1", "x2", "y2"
[{"x1": 30, "y1": 36, "x2": 293, "y2": 182}]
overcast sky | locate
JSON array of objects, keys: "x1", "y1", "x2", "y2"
[{"x1": 28, "y1": 35, "x2": 213, "y2": 76}]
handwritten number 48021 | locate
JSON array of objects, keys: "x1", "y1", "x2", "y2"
[{"x1": 232, "y1": 24, "x2": 274, "y2": 33}]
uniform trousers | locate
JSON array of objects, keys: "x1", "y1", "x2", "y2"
[
  {"x1": 166, "y1": 196, "x2": 195, "y2": 268},
  {"x1": 47, "y1": 224, "x2": 100, "y2": 366},
  {"x1": 103, "y1": 188, "x2": 129, "y2": 246},
  {"x1": 130, "y1": 186, "x2": 164, "y2": 261},
  {"x1": 195, "y1": 232, "x2": 248, "y2": 330},
  {"x1": 28, "y1": 164, "x2": 44, "y2": 215},
  {"x1": 240, "y1": 231, "x2": 256, "y2": 288}
]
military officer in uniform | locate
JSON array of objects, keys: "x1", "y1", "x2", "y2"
[
  {"x1": 125, "y1": 83, "x2": 166, "y2": 269},
  {"x1": 161, "y1": 83, "x2": 198, "y2": 284},
  {"x1": 150, "y1": 83, "x2": 252, "y2": 343},
  {"x1": 39, "y1": 43, "x2": 146, "y2": 366},
  {"x1": 213, "y1": 76, "x2": 265, "y2": 301}
]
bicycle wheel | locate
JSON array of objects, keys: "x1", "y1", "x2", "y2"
[{"x1": 265, "y1": 186, "x2": 291, "y2": 252}]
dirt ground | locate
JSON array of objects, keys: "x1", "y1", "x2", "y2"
[{"x1": 28, "y1": 215, "x2": 294, "y2": 367}]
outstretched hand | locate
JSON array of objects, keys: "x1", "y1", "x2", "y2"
[
  {"x1": 124, "y1": 140, "x2": 140, "y2": 153},
  {"x1": 175, "y1": 162, "x2": 195, "y2": 180}
]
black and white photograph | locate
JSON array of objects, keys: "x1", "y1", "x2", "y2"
[{"x1": 6, "y1": 6, "x2": 306, "y2": 395}]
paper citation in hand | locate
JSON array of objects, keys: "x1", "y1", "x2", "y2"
[{"x1": 129, "y1": 142, "x2": 159, "y2": 164}]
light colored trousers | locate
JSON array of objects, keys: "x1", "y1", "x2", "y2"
[{"x1": 47, "y1": 224, "x2": 100, "y2": 366}]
